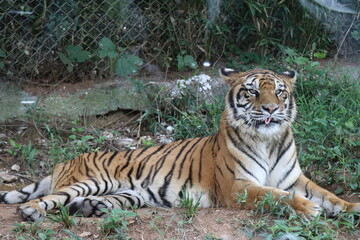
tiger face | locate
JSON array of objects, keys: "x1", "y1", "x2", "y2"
[{"x1": 220, "y1": 68, "x2": 297, "y2": 136}]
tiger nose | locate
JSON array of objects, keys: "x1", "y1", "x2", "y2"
[{"x1": 261, "y1": 104, "x2": 279, "y2": 114}]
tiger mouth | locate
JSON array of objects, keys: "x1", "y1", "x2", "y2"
[{"x1": 253, "y1": 117, "x2": 281, "y2": 127}]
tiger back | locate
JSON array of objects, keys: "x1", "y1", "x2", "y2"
[{"x1": 1, "y1": 67, "x2": 359, "y2": 222}]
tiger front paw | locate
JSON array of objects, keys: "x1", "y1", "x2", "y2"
[
  {"x1": 292, "y1": 196, "x2": 322, "y2": 221},
  {"x1": 17, "y1": 203, "x2": 45, "y2": 222}
]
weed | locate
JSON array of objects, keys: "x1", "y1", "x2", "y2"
[
  {"x1": 150, "y1": 214, "x2": 177, "y2": 239},
  {"x1": 179, "y1": 188, "x2": 202, "y2": 220},
  {"x1": 13, "y1": 223, "x2": 56, "y2": 240},
  {"x1": 12, "y1": 223, "x2": 27, "y2": 233},
  {"x1": 47, "y1": 203, "x2": 77, "y2": 228},
  {"x1": 63, "y1": 229, "x2": 82, "y2": 240},
  {"x1": 8, "y1": 139, "x2": 37, "y2": 167},
  {"x1": 99, "y1": 208, "x2": 137, "y2": 239},
  {"x1": 236, "y1": 191, "x2": 360, "y2": 239},
  {"x1": 235, "y1": 190, "x2": 248, "y2": 207}
]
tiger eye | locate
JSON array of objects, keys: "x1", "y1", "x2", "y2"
[{"x1": 275, "y1": 89, "x2": 283, "y2": 96}]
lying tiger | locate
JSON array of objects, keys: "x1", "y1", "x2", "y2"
[{"x1": 1, "y1": 68, "x2": 359, "y2": 222}]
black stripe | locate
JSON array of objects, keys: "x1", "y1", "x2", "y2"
[
  {"x1": 102, "y1": 157, "x2": 114, "y2": 193},
  {"x1": 147, "y1": 188, "x2": 160, "y2": 205},
  {"x1": 178, "y1": 138, "x2": 203, "y2": 179},
  {"x1": 89, "y1": 178, "x2": 100, "y2": 195},
  {"x1": 136, "y1": 144, "x2": 167, "y2": 180},
  {"x1": 270, "y1": 139, "x2": 294, "y2": 173},
  {"x1": 107, "y1": 152, "x2": 119, "y2": 167},
  {"x1": 127, "y1": 167, "x2": 135, "y2": 190},
  {"x1": 54, "y1": 191, "x2": 72, "y2": 205},
  {"x1": 233, "y1": 156, "x2": 260, "y2": 183},
  {"x1": 228, "y1": 130, "x2": 267, "y2": 173},
  {"x1": 224, "y1": 158, "x2": 234, "y2": 175},
  {"x1": 70, "y1": 187, "x2": 81, "y2": 196},
  {"x1": 216, "y1": 165, "x2": 224, "y2": 177},
  {"x1": 304, "y1": 180, "x2": 310, "y2": 198},
  {"x1": 276, "y1": 158, "x2": 297, "y2": 188},
  {"x1": 141, "y1": 165, "x2": 154, "y2": 188}
]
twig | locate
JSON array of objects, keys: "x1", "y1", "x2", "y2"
[{"x1": 334, "y1": 14, "x2": 357, "y2": 59}]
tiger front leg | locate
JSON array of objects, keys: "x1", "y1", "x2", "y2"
[
  {"x1": 293, "y1": 174, "x2": 360, "y2": 217},
  {"x1": 17, "y1": 193, "x2": 69, "y2": 222},
  {"x1": 228, "y1": 179, "x2": 322, "y2": 220}
]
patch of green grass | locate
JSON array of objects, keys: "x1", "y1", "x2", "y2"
[
  {"x1": 179, "y1": 188, "x2": 202, "y2": 220},
  {"x1": 47, "y1": 203, "x2": 77, "y2": 228},
  {"x1": 99, "y1": 208, "x2": 137, "y2": 239},
  {"x1": 8, "y1": 139, "x2": 37, "y2": 168},
  {"x1": 294, "y1": 64, "x2": 360, "y2": 190},
  {"x1": 12, "y1": 222, "x2": 56, "y2": 240},
  {"x1": 237, "y1": 192, "x2": 360, "y2": 239}
]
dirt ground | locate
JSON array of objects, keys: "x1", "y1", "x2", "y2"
[
  {"x1": 0, "y1": 205, "x2": 252, "y2": 240},
  {"x1": 0, "y1": 203, "x2": 359, "y2": 240}
]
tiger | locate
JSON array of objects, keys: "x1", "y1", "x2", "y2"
[{"x1": 1, "y1": 68, "x2": 359, "y2": 222}]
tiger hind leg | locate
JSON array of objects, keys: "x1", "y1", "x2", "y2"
[
  {"x1": 0, "y1": 176, "x2": 52, "y2": 204},
  {"x1": 67, "y1": 190, "x2": 145, "y2": 217}
]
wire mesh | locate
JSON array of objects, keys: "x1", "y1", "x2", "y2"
[{"x1": 0, "y1": 0, "x2": 182, "y2": 84}]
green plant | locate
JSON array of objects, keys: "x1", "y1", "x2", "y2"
[
  {"x1": 63, "y1": 229, "x2": 82, "y2": 240},
  {"x1": 99, "y1": 208, "x2": 137, "y2": 238},
  {"x1": 58, "y1": 45, "x2": 91, "y2": 72},
  {"x1": 140, "y1": 137, "x2": 155, "y2": 148},
  {"x1": 179, "y1": 188, "x2": 202, "y2": 220},
  {"x1": 47, "y1": 203, "x2": 77, "y2": 228},
  {"x1": 177, "y1": 51, "x2": 197, "y2": 71},
  {"x1": 8, "y1": 139, "x2": 37, "y2": 167},
  {"x1": 13, "y1": 223, "x2": 56, "y2": 240},
  {"x1": 98, "y1": 37, "x2": 143, "y2": 77},
  {"x1": 149, "y1": 214, "x2": 177, "y2": 239}
]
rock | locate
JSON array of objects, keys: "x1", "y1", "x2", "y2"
[
  {"x1": 166, "y1": 126, "x2": 174, "y2": 135},
  {"x1": 0, "y1": 171, "x2": 18, "y2": 183},
  {"x1": 79, "y1": 232, "x2": 92, "y2": 237},
  {"x1": 116, "y1": 137, "x2": 134, "y2": 147},
  {"x1": 10, "y1": 164, "x2": 20, "y2": 172}
]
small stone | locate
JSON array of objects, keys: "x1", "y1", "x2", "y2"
[
  {"x1": 79, "y1": 232, "x2": 92, "y2": 237},
  {"x1": 116, "y1": 137, "x2": 134, "y2": 147},
  {"x1": 0, "y1": 171, "x2": 18, "y2": 183},
  {"x1": 166, "y1": 126, "x2": 174, "y2": 135},
  {"x1": 11, "y1": 164, "x2": 20, "y2": 172}
]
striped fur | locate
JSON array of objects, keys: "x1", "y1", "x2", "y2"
[{"x1": 1, "y1": 68, "x2": 359, "y2": 222}]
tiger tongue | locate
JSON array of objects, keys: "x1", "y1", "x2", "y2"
[{"x1": 265, "y1": 117, "x2": 272, "y2": 125}]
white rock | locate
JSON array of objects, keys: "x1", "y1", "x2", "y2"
[
  {"x1": 166, "y1": 126, "x2": 174, "y2": 135},
  {"x1": 0, "y1": 171, "x2": 18, "y2": 183},
  {"x1": 11, "y1": 164, "x2": 20, "y2": 172}
]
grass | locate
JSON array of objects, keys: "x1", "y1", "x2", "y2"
[
  {"x1": 99, "y1": 208, "x2": 137, "y2": 239},
  {"x1": 236, "y1": 192, "x2": 360, "y2": 239},
  {"x1": 47, "y1": 203, "x2": 77, "y2": 228},
  {"x1": 178, "y1": 188, "x2": 202, "y2": 220}
]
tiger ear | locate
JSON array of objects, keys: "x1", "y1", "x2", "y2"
[
  {"x1": 280, "y1": 70, "x2": 297, "y2": 86},
  {"x1": 219, "y1": 68, "x2": 243, "y2": 85}
]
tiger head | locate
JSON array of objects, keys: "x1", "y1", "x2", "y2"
[{"x1": 220, "y1": 68, "x2": 297, "y2": 137}]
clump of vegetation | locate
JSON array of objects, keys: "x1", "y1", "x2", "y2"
[
  {"x1": 236, "y1": 192, "x2": 360, "y2": 239},
  {"x1": 47, "y1": 203, "x2": 77, "y2": 228},
  {"x1": 99, "y1": 208, "x2": 137, "y2": 239},
  {"x1": 179, "y1": 188, "x2": 202, "y2": 220}
]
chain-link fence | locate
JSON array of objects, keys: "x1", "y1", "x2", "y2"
[
  {"x1": 1, "y1": 0, "x2": 359, "y2": 85},
  {"x1": 1, "y1": 0, "x2": 222, "y2": 84}
]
